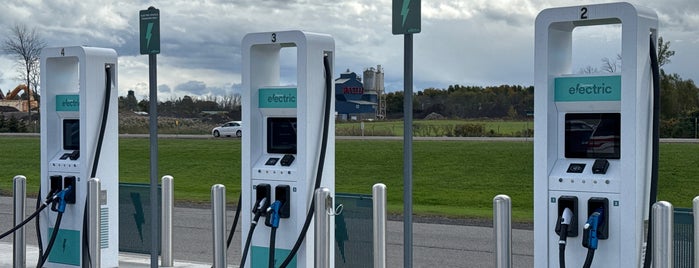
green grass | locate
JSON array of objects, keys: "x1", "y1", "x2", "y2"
[
  {"x1": 336, "y1": 119, "x2": 533, "y2": 137},
  {"x1": 1, "y1": 136, "x2": 697, "y2": 221}
]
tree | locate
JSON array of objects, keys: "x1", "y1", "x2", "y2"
[
  {"x1": 3, "y1": 23, "x2": 47, "y2": 127},
  {"x1": 657, "y1": 36, "x2": 674, "y2": 69}
]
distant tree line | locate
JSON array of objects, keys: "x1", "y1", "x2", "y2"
[
  {"x1": 384, "y1": 76, "x2": 698, "y2": 138},
  {"x1": 385, "y1": 84, "x2": 534, "y2": 120},
  {"x1": 118, "y1": 90, "x2": 242, "y2": 119}
]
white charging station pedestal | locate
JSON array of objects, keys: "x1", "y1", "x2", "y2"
[
  {"x1": 533, "y1": 3, "x2": 658, "y2": 267},
  {"x1": 241, "y1": 30, "x2": 335, "y2": 268},
  {"x1": 39, "y1": 46, "x2": 119, "y2": 267}
]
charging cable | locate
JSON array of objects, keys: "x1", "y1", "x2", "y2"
[
  {"x1": 266, "y1": 200, "x2": 282, "y2": 268},
  {"x1": 582, "y1": 210, "x2": 603, "y2": 268},
  {"x1": 558, "y1": 207, "x2": 574, "y2": 268},
  {"x1": 0, "y1": 189, "x2": 65, "y2": 240},
  {"x1": 36, "y1": 185, "x2": 73, "y2": 268},
  {"x1": 240, "y1": 197, "x2": 269, "y2": 268}
]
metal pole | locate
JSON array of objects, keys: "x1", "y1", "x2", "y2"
[
  {"x1": 314, "y1": 187, "x2": 332, "y2": 268},
  {"x1": 88, "y1": 178, "x2": 101, "y2": 268},
  {"x1": 651, "y1": 201, "x2": 673, "y2": 268},
  {"x1": 161, "y1": 175, "x2": 174, "y2": 267},
  {"x1": 148, "y1": 49, "x2": 160, "y2": 268},
  {"x1": 13, "y1": 175, "x2": 26, "y2": 268},
  {"x1": 373, "y1": 183, "x2": 387, "y2": 268},
  {"x1": 403, "y1": 32, "x2": 414, "y2": 268},
  {"x1": 693, "y1": 196, "x2": 699, "y2": 268},
  {"x1": 211, "y1": 184, "x2": 226, "y2": 268},
  {"x1": 493, "y1": 195, "x2": 512, "y2": 268}
]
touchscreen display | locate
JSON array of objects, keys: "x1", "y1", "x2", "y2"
[
  {"x1": 267, "y1": 117, "x2": 297, "y2": 154},
  {"x1": 565, "y1": 113, "x2": 620, "y2": 159},
  {"x1": 63, "y1": 119, "x2": 80, "y2": 150}
]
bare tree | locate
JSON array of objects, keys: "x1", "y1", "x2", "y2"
[
  {"x1": 601, "y1": 54, "x2": 622, "y2": 73},
  {"x1": 3, "y1": 23, "x2": 47, "y2": 125}
]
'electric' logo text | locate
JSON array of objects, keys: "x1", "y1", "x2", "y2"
[
  {"x1": 62, "y1": 99, "x2": 79, "y2": 107},
  {"x1": 268, "y1": 94, "x2": 296, "y2": 103},
  {"x1": 569, "y1": 83, "x2": 613, "y2": 95}
]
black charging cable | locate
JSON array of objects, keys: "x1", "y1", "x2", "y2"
[
  {"x1": 36, "y1": 186, "x2": 73, "y2": 268},
  {"x1": 278, "y1": 53, "x2": 332, "y2": 268},
  {"x1": 266, "y1": 200, "x2": 282, "y2": 268},
  {"x1": 226, "y1": 194, "x2": 243, "y2": 250},
  {"x1": 240, "y1": 197, "x2": 269, "y2": 268},
  {"x1": 642, "y1": 34, "x2": 661, "y2": 268},
  {"x1": 0, "y1": 192, "x2": 61, "y2": 240}
]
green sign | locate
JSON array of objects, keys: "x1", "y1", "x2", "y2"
[
  {"x1": 393, "y1": 0, "x2": 421, "y2": 35},
  {"x1": 554, "y1": 75, "x2": 621, "y2": 102},
  {"x1": 139, "y1": 7, "x2": 160, "y2": 55},
  {"x1": 259, "y1": 88, "x2": 297, "y2": 108},
  {"x1": 56, "y1": 94, "x2": 79, "y2": 111},
  {"x1": 47, "y1": 228, "x2": 81, "y2": 265}
]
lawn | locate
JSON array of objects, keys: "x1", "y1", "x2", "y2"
[
  {"x1": 336, "y1": 119, "x2": 533, "y2": 137},
  {"x1": 1, "y1": 136, "x2": 697, "y2": 221}
]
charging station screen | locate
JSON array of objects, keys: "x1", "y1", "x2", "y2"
[
  {"x1": 63, "y1": 119, "x2": 80, "y2": 150},
  {"x1": 267, "y1": 117, "x2": 297, "y2": 154},
  {"x1": 565, "y1": 113, "x2": 620, "y2": 159}
]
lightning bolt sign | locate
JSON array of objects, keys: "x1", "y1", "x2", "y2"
[
  {"x1": 393, "y1": 0, "x2": 419, "y2": 35},
  {"x1": 401, "y1": 0, "x2": 411, "y2": 27},
  {"x1": 145, "y1": 22, "x2": 154, "y2": 49}
]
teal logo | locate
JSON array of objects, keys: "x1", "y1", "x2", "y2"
[
  {"x1": 555, "y1": 75, "x2": 621, "y2": 102},
  {"x1": 259, "y1": 88, "x2": 297, "y2": 108},
  {"x1": 56, "y1": 95, "x2": 79, "y2": 111}
]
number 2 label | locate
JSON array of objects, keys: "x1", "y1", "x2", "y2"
[{"x1": 580, "y1": 7, "x2": 588, "y2": 19}]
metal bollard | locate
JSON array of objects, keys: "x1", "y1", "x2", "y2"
[
  {"x1": 88, "y1": 178, "x2": 101, "y2": 268},
  {"x1": 13, "y1": 175, "x2": 26, "y2": 268},
  {"x1": 314, "y1": 187, "x2": 333, "y2": 268},
  {"x1": 211, "y1": 184, "x2": 226, "y2": 268},
  {"x1": 493, "y1": 194, "x2": 512, "y2": 268},
  {"x1": 693, "y1": 197, "x2": 699, "y2": 268},
  {"x1": 372, "y1": 183, "x2": 387, "y2": 268},
  {"x1": 161, "y1": 175, "x2": 174, "y2": 267},
  {"x1": 651, "y1": 201, "x2": 673, "y2": 268}
]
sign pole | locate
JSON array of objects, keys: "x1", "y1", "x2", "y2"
[
  {"x1": 140, "y1": 6, "x2": 160, "y2": 268},
  {"x1": 402, "y1": 32, "x2": 413, "y2": 268},
  {"x1": 393, "y1": 1, "x2": 419, "y2": 267},
  {"x1": 148, "y1": 52, "x2": 158, "y2": 268}
]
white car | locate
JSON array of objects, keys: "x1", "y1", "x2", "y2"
[{"x1": 212, "y1": 121, "x2": 243, "y2": 137}]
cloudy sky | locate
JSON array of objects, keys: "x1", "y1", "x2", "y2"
[{"x1": 0, "y1": 0, "x2": 697, "y2": 100}]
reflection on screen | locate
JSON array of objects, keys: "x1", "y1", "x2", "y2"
[
  {"x1": 63, "y1": 119, "x2": 80, "y2": 150},
  {"x1": 267, "y1": 117, "x2": 297, "y2": 154},
  {"x1": 565, "y1": 113, "x2": 620, "y2": 159}
]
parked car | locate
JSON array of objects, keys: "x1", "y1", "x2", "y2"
[{"x1": 212, "y1": 121, "x2": 242, "y2": 137}]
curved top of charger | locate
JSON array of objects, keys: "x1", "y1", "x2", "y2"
[
  {"x1": 40, "y1": 46, "x2": 117, "y2": 60},
  {"x1": 535, "y1": 2, "x2": 657, "y2": 30},
  {"x1": 242, "y1": 30, "x2": 334, "y2": 49}
]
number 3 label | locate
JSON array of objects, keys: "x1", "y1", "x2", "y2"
[
  {"x1": 580, "y1": 7, "x2": 588, "y2": 19},
  {"x1": 271, "y1": 33, "x2": 277, "y2": 43}
]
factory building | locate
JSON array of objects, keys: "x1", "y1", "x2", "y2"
[{"x1": 335, "y1": 65, "x2": 385, "y2": 120}]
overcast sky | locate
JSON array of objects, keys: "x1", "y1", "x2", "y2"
[{"x1": 1, "y1": 0, "x2": 697, "y2": 100}]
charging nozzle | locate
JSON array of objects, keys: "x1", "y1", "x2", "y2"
[
  {"x1": 583, "y1": 210, "x2": 603, "y2": 250},
  {"x1": 266, "y1": 200, "x2": 282, "y2": 228},
  {"x1": 51, "y1": 186, "x2": 73, "y2": 213},
  {"x1": 253, "y1": 197, "x2": 269, "y2": 215},
  {"x1": 561, "y1": 207, "x2": 573, "y2": 225}
]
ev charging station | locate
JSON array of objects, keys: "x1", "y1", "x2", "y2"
[
  {"x1": 533, "y1": 3, "x2": 658, "y2": 267},
  {"x1": 240, "y1": 31, "x2": 335, "y2": 268},
  {"x1": 39, "y1": 46, "x2": 119, "y2": 267}
]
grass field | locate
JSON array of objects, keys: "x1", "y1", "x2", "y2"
[
  {"x1": 1, "y1": 136, "x2": 697, "y2": 221},
  {"x1": 336, "y1": 119, "x2": 533, "y2": 137}
]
